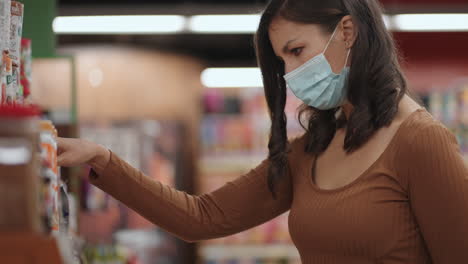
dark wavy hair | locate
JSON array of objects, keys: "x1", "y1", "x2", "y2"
[{"x1": 254, "y1": 0, "x2": 408, "y2": 198}]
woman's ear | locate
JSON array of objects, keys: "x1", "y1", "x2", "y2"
[{"x1": 340, "y1": 15, "x2": 357, "y2": 49}]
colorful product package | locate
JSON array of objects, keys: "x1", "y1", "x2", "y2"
[
  {"x1": 40, "y1": 120, "x2": 60, "y2": 234},
  {"x1": 8, "y1": 1, "x2": 23, "y2": 104},
  {"x1": 8, "y1": 1, "x2": 22, "y2": 64},
  {"x1": 0, "y1": 0, "x2": 10, "y2": 104},
  {"x1": 20, "y1": 38, "x2": 31, "y2": 100},
  {"x1": 1, "y1": 52, "x2": 11, "y2": 104}
]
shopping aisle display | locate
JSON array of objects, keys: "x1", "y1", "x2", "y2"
[
  {"x1": 0, "y1": 105, "x2": 79, "y2": 263},
  {"x1": 0, "y1": 104, "x2": 42, "y2": 233},
  {"x1": 199, "y1": 87, "x2": 304, "y2": 264},
  {"x1": 78, "y1": 120, "x2": 186, "y2": 264},
  {"x1": 1, "y1": 0, "x2": 23, "y2": 104},
  {"x1": 82, "y1": 244, "x2": 128, "y2": 264},
  {"x1": 422, "y1": 82, "x2": 468, "y2": 161},
  {"x1": 0, "y1": 1, "x2": 80, "y2": 263},
  {"x1": 201, "y1": 88, "x2": 303, "y2": 156},
  {"x1": 0, "y1": 2, "x2": 194, "y2": 262}
]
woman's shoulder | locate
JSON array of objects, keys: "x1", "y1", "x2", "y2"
[
  {"x1": 391, "y1": 107, "x2": 467, "y2": 193},
  {"x1": 392, "y1": 108, "x2": 460, "y2": 165},
  {"x1": 395, "y1": 108, "x2": 455, "y2": 144},
  {"x1": 391, "y1": 95, "x2": 450, "y2": 140}
]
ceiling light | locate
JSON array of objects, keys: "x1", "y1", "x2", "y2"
[
  {"x1": 392, "y1": 13, "x2": 468, "y2": 32},
  {"x1": 53, "y1": 15, "x2": 186, "y2": 34},
  {"x1": 201, "y1": 68, "x2": 263, "y2": 88},
  {"x1": 189, "y1": 14, "x2": 261, "y2": 34},
  {"x1": 53, "y1": 13, "x2": 468, "y2": 35}
]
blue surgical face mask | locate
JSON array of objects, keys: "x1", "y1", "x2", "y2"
[{"x1": 283, "y1": 26, "x2": 351, "y2": 110}]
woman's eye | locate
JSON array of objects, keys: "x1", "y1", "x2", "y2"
[{"x1": 291, "y1": 47, "x2": 303, "y2": 56}]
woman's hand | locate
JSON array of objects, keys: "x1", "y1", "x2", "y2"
[{"x1": 57, "y1": 137, "x2": 110, "y2": 174}]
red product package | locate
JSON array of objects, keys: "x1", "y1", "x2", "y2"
[
  {"x1": 0, "y1": 103, "x2": 40, "y2": 118},
  {"x1": 20, "y1": 38, "x2": 31, "y2": 98}
]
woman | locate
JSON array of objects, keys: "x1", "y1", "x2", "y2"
[{"x1": 58, "y1": 0, "x2": 468, "y2": 263}]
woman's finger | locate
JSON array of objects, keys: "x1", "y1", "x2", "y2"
[
  {"x1": 57, "y1": 137, "x2": 69, "y2": 149},
  {"x1": 57, "y1": 137, "x2": 68, "y2": 155},
  {"x1": 57, "y1": 152, "x2": 70, "y2": 167},
  {"x1": 57, "y1": 153, "x2": 64, "y2": 167}
]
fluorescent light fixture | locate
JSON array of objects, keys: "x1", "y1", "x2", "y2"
[
  {"x1": 201, "y1": 68, "x2": 263, "y2": 88},
  {"x1": 53, "y1": 15, "x2": 186, "y2": 34},
  {"x1": 392, "y1": 13, "x2": 468, "y2": 32},
  {"x1": 53, "y1": 13, "x2": 468, "y2": 34},
  {"x1": 382, "y1": 14, "x2": 392, "y2": 29},
  {"x1": 189, "y1": 14, "x2": 261, "y2": 34}
]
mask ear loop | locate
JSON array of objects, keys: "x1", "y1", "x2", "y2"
[
  {"x1": 343, "y1": 49, "x2": 351, "y2": 68},
  {"x1": 323, "y1": 25, "x2": 339, "y2": 54},
  {"x1": 339, "y1": 48, "x2": 352, "y2": 114},
  {"x1": 324, "y1": 24, "x2": 352, "y2": 69}
]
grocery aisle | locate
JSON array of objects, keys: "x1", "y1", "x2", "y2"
[
  {"x1": 198, "y1": 88, "x2": 303, "y2": 263},
  {"x1": 1, "y1": 0, "x2": 467, "y2": 264}
]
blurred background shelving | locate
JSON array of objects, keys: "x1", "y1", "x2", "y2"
[
  {"x1": 421, "y1": 83, "x2": 468, "y2": 162},
  {"x1": 197, "y1": 87, "x2": 303, "y2": 263}
]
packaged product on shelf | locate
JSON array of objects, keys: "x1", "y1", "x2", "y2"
[
  {"x1": 426, "y1": 85, "x2": 468, "y2": 160},
  {"x1": 0, "y1": 0, "x2": 10, "y2": 59},
  {"x1": 59, "y1": 180, "x2": 70, "y2": 233},
  {"x1": 461, "y1": 88, "x2": 468, "y2": 125},
  {"x1": 0, "y1": 104, "x2": 42, "y2": 233},
  {"x1": 0, "y1": 62, "x2": 3, "y2": 102},
  {"x1": 40, "y1": 120, "x2": 60, "y2": 234},
  {"x1": 0, "y1": 0, "x2": 10, "y2": 103},
  {"x1": 9, "y1": 1, "x2": 23, "y2": 67},
  {"x1": 8, "y1": 1, "x2": 23, "y2": 103},
  {"x1": 84, "y1": 244, "x2": 132, "y2": 264},
  {"x1": 20, "y1": 38, "x2": 31, "y2": 100},
  {"x1": 10, "y1": 73, "x2": 18, "y2": 99},
  {"x1": 443, "y1": 92, "x2": 458, "y2": 127},
  {"x1": 39, "y1": 175, "x2": 52, "y2": 233},
  {"x1": 67, "y1": 193, "x2": 78, "y2": 236},
  {"x1": 459, "y1": 87, "x2": 468, "y2": 155},
  {"x1": 2, "y1": 51, "x2": 12, "y2": 103},
  {"x1": 429, "y1": 92, "x2": 443, "y2": 123}
]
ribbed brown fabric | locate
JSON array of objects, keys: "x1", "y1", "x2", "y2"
[{"x1": 90, "y1": 109, "x2": 468, "y2": 263}]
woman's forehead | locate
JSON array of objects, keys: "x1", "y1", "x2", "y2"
[
  {"x1": 269, "y1": 19, "x2": 323, "y2": 44},
  {"x1": 269, "y1": 16, "x2": 297, "y2": 32},
  {"x1": 269, "y1": 18, "x2": 323, "y2": 35}
]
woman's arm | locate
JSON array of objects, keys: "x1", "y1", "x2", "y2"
[
  {"x1": 403, "y1": 123, "x2": 468, "y2": 262},
  {"x1": 88, "y1": 152, "x2": 292, "y2": 243},
  {"x1": 58, "y1": 137, "x2": 297, "y2": 243}
]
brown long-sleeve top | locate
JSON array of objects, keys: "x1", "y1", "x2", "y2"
[{"x1": 90, "y1": 109, "x2": 468, "y2": 263}]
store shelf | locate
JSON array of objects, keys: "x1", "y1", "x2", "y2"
[
  {"x1": 199, "y1": 244, "x2": 300, "y2": 260},
  {"x1": 0, "y1": 233, "x2": 66, "y2": 264}
]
